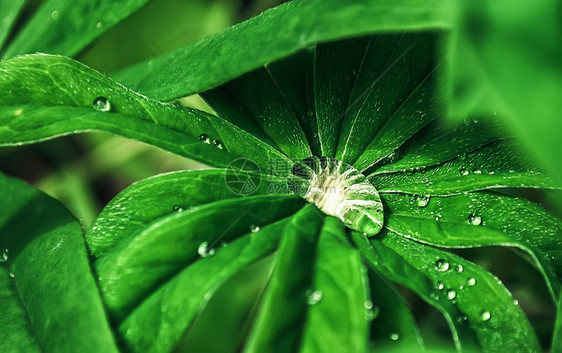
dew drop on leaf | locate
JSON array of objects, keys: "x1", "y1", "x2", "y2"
[
  {"x1": 480, "y1": 310, "x2": 491, "y2": 321},
  {"x1": 250, "y1": 224, "x2": 260, "y2": 233},
  {"x1": 199, "y1": 134, "x2": 210, "y2": 144},
  {"x1": 1, "y1": 249, "x2": 7, "y2": 262},
  {"x1": 447, "y1": 290, "x2": 457, "y2": 300},
  {"x1": 172, "y1": 205, "x2": 184, "y2": 212},
  {"x1": 305, "y1": 289, "x2": 323, "y2": 305},
  {"x1": 435, "y1": 259, "x2": 450, "y2": 272},
  {"x1": 9, "y1": 272, "x2": 15, "y2": 278},
  {"x1": 434, "y1": 281, "x2": 444, "y2": 290},
  {"x1": 92, "y1": 97, "x2": 111, "y2": 112},
  {"x1": 197, "y1": 242, "x2": 215, "y2": 258},
  {"x1": 415, "y1": 195, "x2": 430, "y2": 208},
  {"x1": 288, "y1": 157, "x2": 383, "y2": 236},
  {"x1": 455, "y1": 264, "x2": 464, "y2": 273},
  {"x1": 513, "y1": 299, "x2": 519, "y2": 305},
  {"x1": 389, "y1": 333, "x2": 400, "y2": 341},
  {"x1": 468, "y1": 213, "x2": 482, "y2": 226},
  {"x1": 51, "y1": 10, "x2": 60, "y2": 20},
  {"x1": 212, "y1": 139, "x2": 224, "y2": 149},
  {"x1": 467, "y1": 277, "x2": 477, "y2": 286},
  {"x1": 456, "y1": 314, "x2": 468, "y2": 323}
]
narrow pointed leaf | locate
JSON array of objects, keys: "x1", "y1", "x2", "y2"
[
  {"x1": 244, "y1": 205, "x2": 324, "y2": 353},
  {"x1": 3, "y1": 0, "x2": 149, "y2": 58},
  {"x1": 354, "y1": 231, "x2": 542, "y2": 352},
  {"x1": 0, "y1": 54, "x2": 291, "y2": 170},
  {"x1": 299, "y1": 217, "x2": 370, "y2": 353},
  {"x1": 0, "y1": 173, "x2": 118, "y2": 353},
  {"x1": 202, "y1": 67, "x2": 311, "y2": 160},
  {"x1": 372, "y1": 140, "x2": 557, "y2": 195},
  {"x1": 114, "y1": 0, "x2": 452, "y2": 100},
  {"x1": 382, "y1": 192, "x2": 562, "y2": 299}
]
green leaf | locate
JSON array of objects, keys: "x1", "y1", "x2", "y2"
[
  {"x1": 3, "y1": 0, "x2": 150, "y2": 58},
  {"x1": 366, "y1": 270, "x2": 424, "y2": 351},
  {"x1": 202, "y1": 66, "x2": 312, "y2": 160},
  {"x1": 382, "y1": 192, "x2": 562, "y2": 299},
  {"x1": 0, "y1": 54, "x2": 290, "y2": 170},
  {"x1": 113, "y1": 0, "x2": 452, "y2": 100},
  {"x1": 369, "y1": 119, "x2": 504, "y2": 175},
  {"x1": 445, "y1": 0, "x2": 562, "y2": 187},
  {"x1": 0, "y1": 173, "x2": 118, "y2": 353},
  {"x1": 553, "y1": 294, "x2": 562, "y2": 353},
  {"x1": 118, "y1": 214, "x2": 297, "y2": 353},
  {"x1": 0, "y1": 0, "x2": 24, "y2": 51},
  {"x1": 244, "y1": 205, "x2": 323, "y2": 353},
  {"x1": 332, "y1": 33, "x2": 440, "y2": 167},
  {"x1": 353, "y1": 231, "x2": 542, "y2": 352},
  {"x1": 372, "y1": 140, "x2": 558, "y2": 195},
  {"x1": 298, "y1": 217, "x2": 370, "y2": 353}
]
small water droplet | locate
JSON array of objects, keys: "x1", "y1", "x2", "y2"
[
  {"x1": 455, "y1": 264, "x2": 464, "y2": 273},
  {"x1": 173, "y1": 205, "x2": 184, "y2": 212},
  {"x1": 416, "y1": 195, "x2": 430, "y2": 208},
  {"x1": 430, "y1": 292, "x2": 440, "y2": 300},
  {"x1": 9, "y1": 272, "x2": 15, "y2": 278},
  {"x1": 212, "y1": 140, "x2": 224, "y2": 149},
  {"x1": 96, "y1": 22, "x2": 102, "y2": 28},
  {"x1": 456, "y1": 314, "x2": 468, "y2": 323},
  {"x1": 1, "y1": 249, "x2": 8, "y2": 262},
  {"x1": 468, "y1": 213, "x2": 482, "y2": 226},
  {"x1": 435, "y1": 281, "x2": 444, "y2": 290},
  {"x1": 93, "y1": 97, "x2": 111, "y2": 112},
  {"x1": 389, "y1": 333, "x2": 400, "y2": 341},
  {"x1": 459, "y1": 167, "x2": 470, "y2": 176},
  {"x1": 305, "y1": 289, "x2": 323, "y2": 305},
  {"x1": 199, "y1": 134, "x2": 210, "y2": 144},
  {"x1": 197, "y1": 242, "x2": 215, "y2": 258},
  {"x1": 513, "y1": 299, "x2": 519, "y2": 305},
  {"x1": 250, "y1": 225, "x2": 260, "y2": 233},
  {"x1": 447, "y1": 290, "x2": 457, "y2": 300},
  {"x1": 51, "y1": 10, "x2": 60, "y2": 20},
  {"x1": 467, "y1": 277, "x2": 477, "y2": 286},
  {"x1": 480, "y1": 310, "x2": 491, "y2": 321},
  {"x1": 435, "y1": 259, "x2": 450, "y2": 272}
]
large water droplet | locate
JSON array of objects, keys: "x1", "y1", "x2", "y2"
[
  {"x1": 212, "y1": 140, "x2": 224, "y2": 149},
  {"x1": 416, "y1": 195, "x2": 430, "y2": 208},
  {"x1": 468, "y1": 213, "x2": 482, "y2": 226},
  {"x1": 93, "y1": 97, "x2": 111, "y2": 112},
  {"x1": 480, "y1": 310, "x2": 491, "y2": 321},
  {"x1": 250, "y1": 225, "x2": 260, "y2": 233},
  {"x1": 305, "y1": 289, "x2": 323, "y2": 305},
  {"x1": 288, "y1": 157, "x2": 384, "y2": 236},
  {"x1": 467, "y1": 277, "x2": 477, "y2": 286},
  {"x1": 447, "y1": 290, "x2": 457, "y2": 300},
  {"x1": 389, "y1": 333, "x2": 400, "y2": 341},
  {"x1": 197, "y1": 242, "x2": 215, "y2": 258},
  {"x1": 435, "y1": 259, "x2": 450, "y2": 272}
]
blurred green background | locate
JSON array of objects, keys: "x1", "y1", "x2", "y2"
[{"x1": 0, "y1": 0, "x2": 558, "y2": 351}]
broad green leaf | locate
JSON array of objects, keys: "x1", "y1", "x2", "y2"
[
  {"x1": 332, "y1": 33, "x2": 439, "y2": 167},
  {"x1": 202, "y1": 66, "x2": 312, "y2": 160},
  {"x1": 3, "y1": 0, "x2": 150, "y2": 58},
  {"x1": 244, "y1": 205, "x2": 323, "y2": 353},
  {"x1": 87, "y1": 169, "x2": 291, "y2": 257},
  {"x1": 366, "y1": 270, "x2": 424, "y2": 351},
  {"x1": 369, "y1": 119, "x2": 504, "y2": 175},
  {"x1": 354, "y1": 231, "x2": 542, "y2": 352},
  {"x1": 114, "y1": 0, "x2": 452, "y2": 100},
  {"x1": 0, "y1": 0, "x2": 24, "y2": 51},
  {"x1": 382, "y1": 192, "x2": 562, "y2": 299},
  {"x1": 299, "y1": 217, "x2": 370, "y2": 353},
  {"x1": 445, "y1": 0, "x2": 562, "y2": 187},
  {"x1": 0, "y1": 173, "x2": 118, "y2": 353},
  {"x1": 0, "y1": 54, "x2": 291, "y2": 170},
  {"x1": 119, "y1": 210, "x2": 302, "y2": 353},
  {"x1": 372, "y1": 140, "x2": 557, "y2": 195}
]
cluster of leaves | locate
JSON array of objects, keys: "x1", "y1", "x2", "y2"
[{"x1": 1, "y1": 0, "x2": 561, "y2": 352}]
